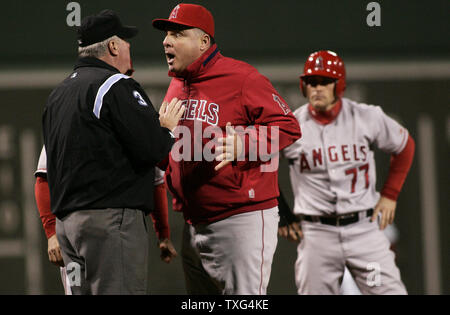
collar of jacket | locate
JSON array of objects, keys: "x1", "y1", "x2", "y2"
[
  {"x1": 168, "y1": 44, "x2": 220, "y2": 80},
  {"x1": 308, "y1": 98, "x2": 342, "y2": 125},
  {"x1": 74, "y1": 57, "x2": 121, "y2": 73}
]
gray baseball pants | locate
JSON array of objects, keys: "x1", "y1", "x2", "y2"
[
  {"x1": 181, "y1": 207, "x2": 279, "y2": 295},
  {"x1": 56, "y1": 208, "x2": 149, "y2": 295},
  {"x1": 295, "y1": 215, "x2": 407, "y2": 295}
]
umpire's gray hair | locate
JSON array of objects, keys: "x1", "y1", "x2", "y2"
[{"x1": 78, "y1": 35, "x2": 120, "y2": 58}]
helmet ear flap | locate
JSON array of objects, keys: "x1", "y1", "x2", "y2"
[
  {"x1": 333, "y1": 82, "x2": 340, "y2": 103},
  {"x1": 299, "y1": 79, "x2": 306, "y2": 97},
  {"x1": 335, "y1": 78, "x2": 346, "y2": 98}
]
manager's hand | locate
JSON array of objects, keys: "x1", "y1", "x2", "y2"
[
  {"x1": 278, "y1": 222, "x2": 303, "y2": 243},
  {"x1": 215, "y1": 122, "x2": 244, "y2": 171}
]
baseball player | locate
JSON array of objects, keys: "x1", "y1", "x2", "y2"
[
  {"x1": 34, "y1": 146, "x2": 71, "y2": 294},
  {"x1": 152, "y1": 4, "x2": 301, "y2": 294},
  {"x1": 279, "y1": 50, "x2": 415, "y2": 294},
  {"x1": 34, "y1": 146, "x2": 176, "y2": 293}
]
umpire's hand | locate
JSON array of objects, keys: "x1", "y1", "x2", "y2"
[
  {"x1": 159, "y1": 98, "x2": 185, "y2": 132},
  {"x1": 159, "y1": 238, "x2": 178, "y2": 263},
  {"x1": 48, "y1": 234, "x2": 65, "y2": 267}
]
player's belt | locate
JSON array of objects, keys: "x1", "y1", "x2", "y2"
[{"x1": 301, "y1": 209, "x2": 374, "y2": 227}]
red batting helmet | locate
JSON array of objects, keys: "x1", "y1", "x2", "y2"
[{"x1": 299, "y1": 50, "x2": 346, "y2": 98}]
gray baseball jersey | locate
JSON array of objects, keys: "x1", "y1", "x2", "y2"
[{"x1": 283, "y1": 98, "x2": 408, "y2": 216}]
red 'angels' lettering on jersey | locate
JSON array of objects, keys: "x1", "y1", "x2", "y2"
[
  {"x1": 312, "y1": 148, "x2": 322, "y2": 167},
  {"x1": 300, "y1": 144, "x2": 368, "y2": 172},
  {"x1": 181, "y1": 99, "x2": 219, "y2": 126}
]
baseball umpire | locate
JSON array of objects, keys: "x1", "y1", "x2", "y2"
[
  {"x1": 42, "y1": 9, "x2": 184, "y2": 294},
  {"x1": 34, "y1": 146, "x2": 176, "y2": 294},
  {"x1": 279, "y1": 50, "x2": 415, "y2": 294}
]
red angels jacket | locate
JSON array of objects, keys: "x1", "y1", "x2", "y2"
[{"x1": 163, "y1": 44, "x2": 301, "y2": 224}]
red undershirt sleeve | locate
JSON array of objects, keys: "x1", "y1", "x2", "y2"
[
  {"x1": 149, "y1": 183, "x2": 170, "y2": 240},
  {"x1": 34, "y1": 177, "x2": 56, "y2": 239},
  {"x1": 381, "y1": 135, "x2": 415, "y2": 201}
]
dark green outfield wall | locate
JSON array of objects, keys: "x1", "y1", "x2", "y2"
[{"x1": 1, "y1": 0, "x2": 449, "y2": 67}]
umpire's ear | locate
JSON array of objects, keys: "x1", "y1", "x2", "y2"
[{"x1": 108, "y1": 38, "x2": 120, "y2": 56}]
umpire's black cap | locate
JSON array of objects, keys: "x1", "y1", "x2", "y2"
[{"x1": 77, "y1": 9, "x2": 138, "y2": 47}]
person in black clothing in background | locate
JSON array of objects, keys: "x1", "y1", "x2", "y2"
[{"x1": 42, "y1": 9, "x2": 184, "y2": 294}]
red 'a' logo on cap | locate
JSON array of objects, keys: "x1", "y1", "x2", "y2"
[
  {"x1": 169, "y1": 5, "x2": 180, "y2": 19},
  {"x1": 315, "y1": 56, "x2": 324, "y2": 70}
]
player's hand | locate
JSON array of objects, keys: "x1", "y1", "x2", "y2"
[
  {"x1": 215, "y1": 122, "x2": 243, "y2": 171},
  {"x1": 278, "y1": 222, "x2": 303, "y2": 243},
  {"x1": 47, "y1": 234, "x2": 65, "y2": 267},
  {"x1": 159, "y1": 238, "x2": 178, "y2": 263},
  {"x1": 159, "y1": 98, "x2": 185, "y2": 132},
  {"x1": 371, "y1": 196, "x2": 397, "y2": 230}
]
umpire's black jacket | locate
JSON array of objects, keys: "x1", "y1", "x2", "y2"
[{"x1": 43, "y1": 57, "x2": 174, "y2": 219}]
